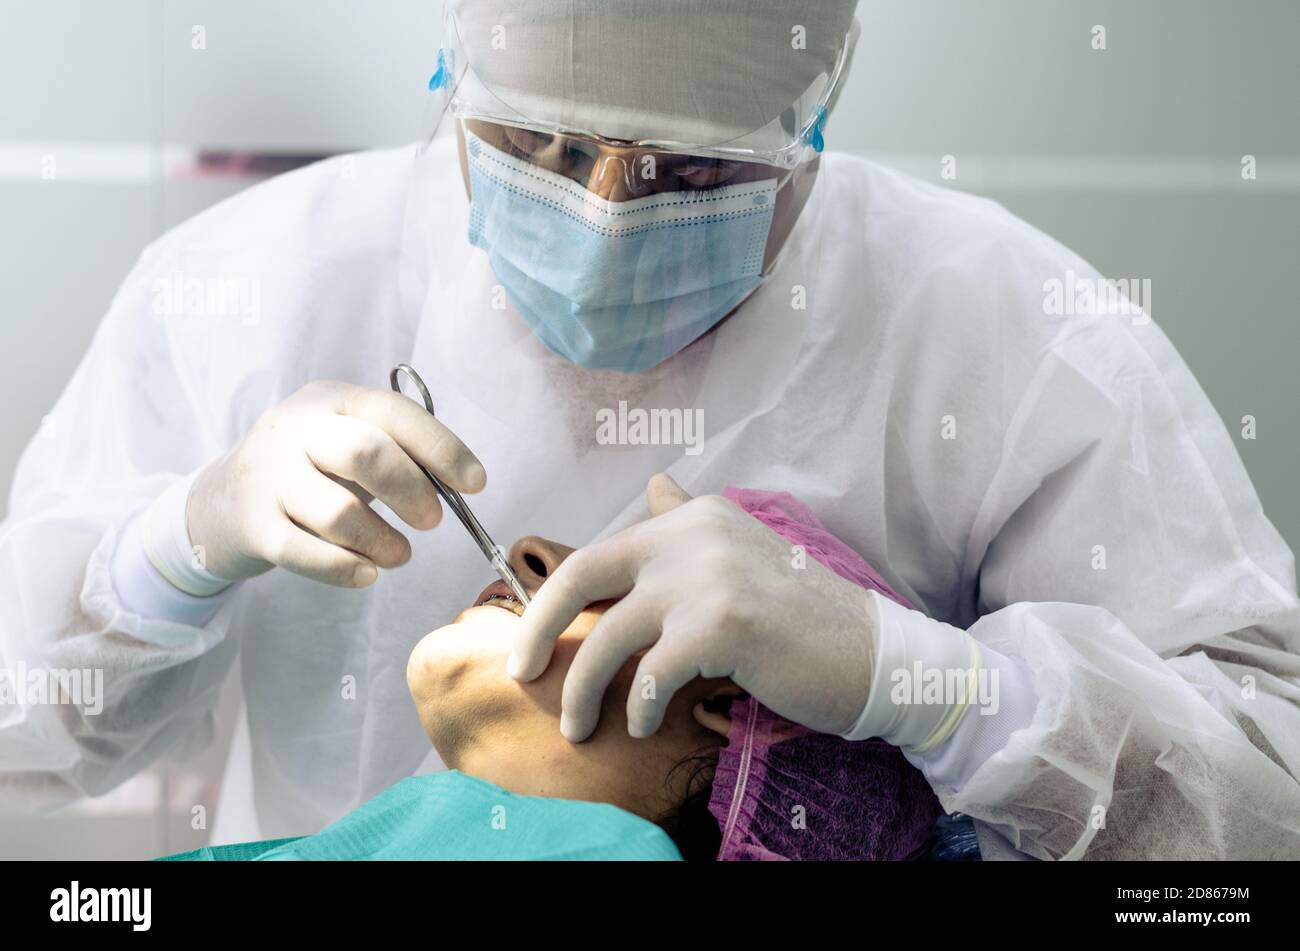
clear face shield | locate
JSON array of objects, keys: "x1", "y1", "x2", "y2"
[
  {"x1": 399, "y1": 1, "x2": 859, "y2": 428},
  {"x1": 425, "y1": 0, "x2": 857, "y2": 168}
]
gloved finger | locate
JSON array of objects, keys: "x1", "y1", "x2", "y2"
[
  {"x1": 266, "y1": 522, "x2": 379, "y2": 587},
  {"x1": 559, "y1": 593, "x2": 663, "y2": 742},
  {"x1": 335, "y1": 384, "x2": 487, "y2": 494},
  {"x1": 507, "y1": 536, "x2": 642, "y2": 682},
  {"x1": 626, "y1": 636, "x2": 705, "y2": 738},
  {"x1": 645, "y1": 473, "x2": 693, "y2": 517},
  {"x1": 323, "y1": 473, "x2": 373, "y2": 506},
  {"x1": 304, "y1": 414, "x2": 442, "y2": 530},
  {"x1": 280, "y1": 468, "x2": 412, "y2": 570}
]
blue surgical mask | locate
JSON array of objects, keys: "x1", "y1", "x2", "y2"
[{"x1": 465, "y1": 131, "x2": 778, "y2": 373}]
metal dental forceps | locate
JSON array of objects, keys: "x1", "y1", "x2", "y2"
[{"x1": 389, "y1": 364, "x2": 531, "y2": 608}]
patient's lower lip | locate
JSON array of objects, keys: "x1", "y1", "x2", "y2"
[
  {"x1": 473, "y1": 579, "x2": 521, "y2": 612},
  {"x1": 474, "y1": 579, "x2": 511, "y2": 605}
]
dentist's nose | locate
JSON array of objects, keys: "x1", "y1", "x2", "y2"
[
  {"x1": 508, "y1": 535, "x2": 575, "y2": 592},
  {"x1": 585, "y1": 152, "x2": 649, "y2": 201}
]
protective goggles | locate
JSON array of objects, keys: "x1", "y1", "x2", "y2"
[{"x1": 460, "y1": 118, "x2": 796, "y2": 197}]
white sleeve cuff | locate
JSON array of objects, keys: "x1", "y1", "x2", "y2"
[
  {"x1": 905, "y1": 643, "x2": 1038, "y2": 794},
  {"x1": 841, "y1": 592, "x2": 1038, "y2": 794},
  {"x1": 139, "y1": 471, "x2": 234, "y2": 596},
  {"x1": 109, "y1": 475, "x2": 235, "y2": 631},
  {"x1": 840, "y1": 591, "x2": 977, "y2": 749}
]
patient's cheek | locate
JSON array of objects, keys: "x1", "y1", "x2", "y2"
[
  {"x1": 407, "y1": 609, "x2": 521, "y2": 701},
  {"x1": 407, "y1": 627, "x2": 451, "y2": 708}
]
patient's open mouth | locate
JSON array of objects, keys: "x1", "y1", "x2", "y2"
[{"x1": 473, "y1": 579, "x2": 526, "y2": 616}]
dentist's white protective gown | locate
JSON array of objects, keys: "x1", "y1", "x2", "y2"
[{"x1": 4, "y1": 70, "x2": 1300, "y2": 861}]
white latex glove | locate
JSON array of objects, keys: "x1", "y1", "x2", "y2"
[
  {"x1": 187, "y1": 380, "x2": 485, "y2": 586},
  {"x1": 507, "y1": 474, "x2": 880, "y2": 741}
]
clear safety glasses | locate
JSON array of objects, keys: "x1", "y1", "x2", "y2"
[
  {"x1": 426, "y1": 5, "x2": 858, "y2": 172},
  {"x1": 461, "y1": 118, "x2": 794, "y2": 197}
]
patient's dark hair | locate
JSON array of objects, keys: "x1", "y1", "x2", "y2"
[
  {"x1": 656, "y1": 689, "x2": 751, "y2": 860},
  {"x1": 655, "y1": 749, "x2": 723, "y2": 862}
]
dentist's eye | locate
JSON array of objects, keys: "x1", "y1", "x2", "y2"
[
  {"x1": 674, "y1": 162, "x2": 738, "y2": 189},
  {"x1": 503, "y1": 127, "x2": 553, "y2": 156}
]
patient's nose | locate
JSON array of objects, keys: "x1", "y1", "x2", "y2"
[{"x1": 508, "y1": 536, "x2": 574, "y2": 592}]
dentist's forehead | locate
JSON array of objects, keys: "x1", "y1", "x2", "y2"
[{"x1": 447, "y1": 0, "x2": 858, "y2": 147}]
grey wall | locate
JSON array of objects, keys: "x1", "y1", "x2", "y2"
[
  {"x1": 834, "y1": 0, "x2": 1300, "y2": 554},
  {"x1": 1, "y1": 1, "x2": 1296, "y2": 856}
]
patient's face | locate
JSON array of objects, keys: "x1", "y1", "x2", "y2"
[{"x1": 407, "y1": 536, "x2": 734, "y2": 822}]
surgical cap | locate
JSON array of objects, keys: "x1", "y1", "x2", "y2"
[
  {"x1": 446, "y1": 0, "x2": 861, "y2": 152},
  {"x1": 708, "y1": 488, "x2": 940, "y2": 861}
]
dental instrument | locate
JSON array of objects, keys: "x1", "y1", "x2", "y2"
[{"x1": 389, "y1": 363, "x2": 531, "y2": 607}]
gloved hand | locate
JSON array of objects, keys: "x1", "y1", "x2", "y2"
[
  {"x1": 507, "y1": 474, "x2": 880, "y2": 741},
  {"x1": 187, "y1": 380, "x2": 485, "y2": 586}
]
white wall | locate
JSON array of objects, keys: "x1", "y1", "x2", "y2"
[{"x1": 1, "y1": 0, "x2": 1297, "y2": 858}]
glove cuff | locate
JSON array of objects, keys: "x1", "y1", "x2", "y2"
[
  {"x1": 141, "y1": 471, "x2": 235, "y2": 597},
  {"x1": 840, "y1": 590, "x2": 981, "y2": 750}
]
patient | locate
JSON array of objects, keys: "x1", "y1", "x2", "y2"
[
  {"x1": 406, "y1": 532, "x2": 739, "y2": 859},
  {"x1": 164, "y1": 488, "x2": 947, "y2": 862}
]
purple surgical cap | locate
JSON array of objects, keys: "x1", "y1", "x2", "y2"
[{"x1": 707, "y1": 487, "x2": 940, "y2": 861}]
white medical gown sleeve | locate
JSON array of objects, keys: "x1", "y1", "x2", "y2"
[
  {"x1": 907, "y1": 650, "x2": 1037, "y2": 793},
  {"x1": 915, "y1": 321, "x2": 1300, "y2": 860},
  {"x1": 841, "y1": 591, "x2": 1038, "y2": 791},
  {"x1": 109, "y1": 468, "x2": 236, "y2": 627},
  {"x1": 0, "y1": 241, "x2": 238, "y2": 813},
  {"x1": 110, "y1": 507, "x2": 233, "y2": 633},
  {"x1": 880, "y1": 624, "x2": 1040, "y2": 793}
]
